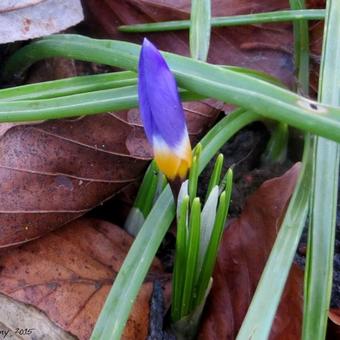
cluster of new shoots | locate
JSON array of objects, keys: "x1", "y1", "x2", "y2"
[{"x1": 171, "y1": 144, "x2": 233, "y2": 337}]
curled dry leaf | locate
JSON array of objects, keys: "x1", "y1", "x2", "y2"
[
  {"x1": 328, "y1": 309, "x2": 340, "y2": 339},
  {"x1": 0, "y1": 0, "x2": 84, "y2": 43},
  {"x1": 0, "y1": 218, "x2": 163, "y2": 339},
  {"x1": 198, "y1": 164, "x2": 303, "y2": 339},
  {"x1": 329, "y1": 309, "x2": 340, "y2": 326},
  {"x1": 0, "y1": 0, "x2": 45, "y2": 12},
  {"x1": 0, "y1": 293, "x2": 74, "y2": 339}
]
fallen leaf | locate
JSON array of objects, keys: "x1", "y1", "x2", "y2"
[
  {"x1": 83, "y1": 0, "x2": 295, "y2": 87},
  {"x1": 328, "y1": 309, "x2": 340, "y2": 339},
  {"x1": 0, "y1": 114, "x2": 149, "y2": 248},
  {"x1": 307, "y1": 0, "x2": 325, "y2": 8},
  {"x1": 0, "y1": 106, "x2": 219, "y2": 249},
  {"x1": 0, "y1": 292, "x2": 75, "y2": 339},
  {"x1": 0, "y1": 1, "x2": 45, "y2": 12},
  {"x1": 0, "y1": 0, "x2": 84, "y2": 44},
  {"x1": 0, "y1": 50, "x2": 221, "y2": 248},
  {"x1": 198, "y1": 163, "x2": 303, "y2": 339},
  {"x1": 329, "y1": 309, "x2": 340, "y2": 325},
  {"x1": 0, "y1": 218, "x2": 163, "y2": 339}
]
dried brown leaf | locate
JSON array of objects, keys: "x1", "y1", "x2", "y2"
[
  {"x1": 0, "y1": 0, "x2": 84, "y2": 43},
  {"x1": 0, "y1": 48, "x2": 221, "y2": 248},
  {"x1": 0, "y1": 218, "x2": 162, "y2": 339},
  {"x1": 198, "y1": 164, "x2": 303, "y2": 339},
  {"x1": 0, "y1": 105, "x2": 220, "y2": 248},
  {"x1": 0, "y1": 1, "x2": 45, "y2": 12},
  {"x1": 329, "y1": 309, "x2": 340, "y2": 326},
  {"x1": 83, "y1": 0, "x2": 295, "y2": 87},
  {"x1": 0, "y1": 293, "x2": 75, "y2": 339},
  {"x1": 328, "y1": 309, "x2": 340, "y2": 339},
  {"x1": 0, "y1": 113, "x2": 150, "y2": 248}
]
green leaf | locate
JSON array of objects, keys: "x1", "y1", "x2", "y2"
[
  {"x1": 189, "y1": 144, "x2": 201, "y2": 205},
  {"x1": 124, "y1": 161, "x2": 160, "y2": 236},
  {"x1": 205, "y1": 154, "x2": 223, "y2": 201},
  {"x1": 91, "y1": 185, "x2": 175, "y2": 340},
  {"x1": 289, "y1": 0, "x2": 309, "y2": 93},
  {"x1": 0, "y1": 64, "x2": 282, "y2": 103},
  {"x1": 123, "y1": 208, "x2": 145, "y2": 237},
  {"x1": 0, "y1": 71, "x2": 137, "y2": 101},
  {"x1": 237, "y1": 1, "x2": 311, "y2": 337},
  {"x1": 3, "y1": 35, "x2": 340, "y2": 143},
  {"x1": 0, "y1": 84, "x2": 199, "y2": 122},
  {"x1": 118, "y1": 9, "x2": 325, "y2": 33},
  {"x1": 190, "y1": 0, "x2": 211, "y2": 61},
  {"x1": 302, "y1": 1, "x2": 340, "y2": 338},
  {"x1": 198, "y1": 185, "x2": 219, "y2": 271},
  {"x1": 133, "y1": 161, "x2": 159, "y2": 217},
  {"x1": 181, "y1": 197, "x2": 201, "y2": 317},
  {"x1": 195, "y1": 170, "x2": 232, "y2": 307},
  {"x1": 172, "y1": 195, "x2": 190, "y2": 322},
  {"x1": 236, "y1": 137, "x2": 313, "y2": 340},
  {"x1": 262, "y1": 123, "x2": 289, "y2": 164},
  {"x1": 91, "y1": 109, "x2": 259, "y2": 340}
]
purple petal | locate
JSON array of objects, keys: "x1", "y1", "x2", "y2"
[{"x1": 138, "y1": 38, "x2": 187, "y2": 150}]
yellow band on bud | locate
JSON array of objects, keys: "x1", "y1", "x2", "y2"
[{"x1": 154, "y1": 140, "x2": 192, "y2": 180}]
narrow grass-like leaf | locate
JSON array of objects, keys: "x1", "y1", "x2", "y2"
[
  {"x1": 195, "y1": 173, "x2": 232, "y2": 307},
  {"x1": 236, "y1": 137, "x2": 313, "y2": 340},
  {"x1": 303, "y1": 1, "x2": 340, "y2": 338},
  {"x1": 0, "y1": 71, "x2": 137, "y2": 101},
  {"x1": 0, "y1": 84, "x2": 201, "y2": 122},
  {"x1": 190, "y1": 0, "x2": 211, "y2": 61},
  {"x1": 224, "y1": 66, "x2": 286, "y2": 88},
  {"x1": 91, "y1": 185, "x2": 175, "y2": 340},
  {"x1": 118, "y1": 9, "x2": 325, "y2": 32},
  {"x1": 289, "y1": 0, "x2": 309, "y2": 93},
  {"x1": 196, "y1": 191, "x2": 226, "y2": 303},
  {"x1": 289, "y1": 0, "x2": 310, "y2": 95},
  {"x1": 172, "y1": 195, "x2": 190, "y2": 322},
  {"x1": 237, "y1": 1, "x2": 311, "y2": 337},
  {"x1": 153, "y1": 172, "x2": 167, "y2": 204},
  {"x1": 3, "y1": 35, "x2": 340, "y2": 143},
  {"x1": 199, "y1": 185, "x2": 219, "y2": 271},
  {"x1": 124, "y1": 161, "x2": 159, "y2": 235},
  {"x1": 221, "y1": 168, "x2": 233, "y2": 206},
  {"x1": 205, "y1": 154, "x2": 223, "y2": 201},
  {"x1": 91, "y1": 109, "x2": 259, "y2": 340},
  {"x1": 123, "y1": 208, "x2": 145, "y2": 237},
  {"x1": 181, "y1": 198, "x2": 201, "y2": 317},
  {"x1": 0, "y1": 65, "x2": 282, "y2": 103},
  {"x1": 177, "y1": 180, "x2": 189, "y2": 218},
  {"x1": 188, "y1": 144, "x2": 201, "y2": 205},
  {"x1": 0, "y1": 64, "x2": 282, "y2": 103},
  {"x1": 134, "y1": 161, "x2": 159, "y2": 217},
  {"x1": 262, "y1": 123, "x2": 289, "y2": 164}
]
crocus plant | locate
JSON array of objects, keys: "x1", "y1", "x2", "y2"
[
  {"x1": 124, "y1": 38, "x2": 232, "y2": 339},
  {"x1": 138, "y1": 38, "x2": 192, "y2": 181}
]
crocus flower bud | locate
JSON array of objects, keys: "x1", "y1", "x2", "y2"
[{"x1": 138, "y1": 38, "x2": 192, "y2": 180}]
